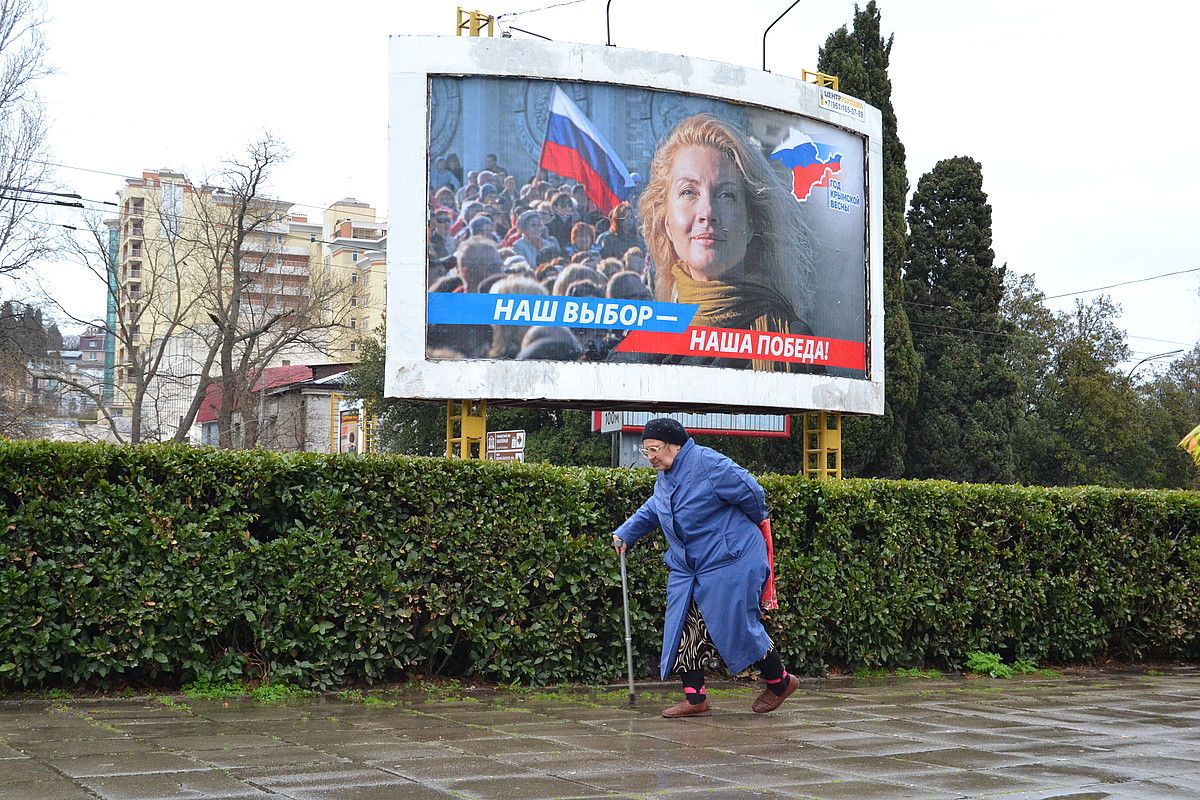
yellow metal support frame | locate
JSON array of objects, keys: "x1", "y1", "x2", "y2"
[
  {"x1": 328, "y1": 392, "x2": 344, "y2": 453},
  {"x1": 803, "y1": 412, "x2": 842, "y2": 480},
  {"x1": 801, "y1": 69, "x2": 839, "y2": 92},
  {"x1": 446, "y1": 399, "x2": 487, "y2": 459},
  {"x1": 362, "y1": 412, "x2": 377, "y2": 455},
  {"x1": 456, "y1": 7, "x2": 495, "y2": 37}
]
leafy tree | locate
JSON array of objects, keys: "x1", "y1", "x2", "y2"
[
  {"x1": 1001, "y1": 274, "x2": 1195, "y2": 489},
  {"x1": 43, "y1": 321, "x2": 60, "y2": 351},
  {"x1": 345, "y1": 329, "x2": 442, "y2": 456},
  {"x1": 904, "y1": 156, "x2": 1020, "y2": 482},
  {"x1": 1000, "y1": 272, "x2": 1059, "y2": 484},
  {"x1": 0, "y1": 300, "x2": 53, "y2": 435},
  {"x1": 1029, "y1": 297, "x2": 1156, "y2": 487},
  {"x1": 818, "y1": 1, "x2": 920, "y2": 477},
  {"x1": 1132, "y1": 345, "x2": 1199, "y2": 488}
]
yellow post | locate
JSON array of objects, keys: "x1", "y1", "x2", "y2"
[
  {"x1": 329, "y1": 392, "x2": 344, "y2": 453},
  {"x1": 801, "y1": 69, "x2": 840, "y2": 91},
  {"x1": 803, "y1": 411, "x2": 842, "y2": 480},
  {"x1": 456, "y1": 8, "x2": 495, "y2": 37},
  {"x1": 363, "y1": 413, "x2": 377, "y2": 455},
  {"x1": 446, "y1": 399, "x2": 487, "y2": 459}
]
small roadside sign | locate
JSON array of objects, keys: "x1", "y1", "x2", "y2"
[
  {"x1": 486, "y1": 429, "x2": 526, "y2": 462},
  {"x1": 598, "y1": 411, "x2": 623, "y2": 434}
]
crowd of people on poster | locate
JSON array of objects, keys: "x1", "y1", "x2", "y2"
[{"x1": 425, "y1": 77, "x2": 868, "y2": 377}]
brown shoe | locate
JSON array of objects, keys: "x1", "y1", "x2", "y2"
[
  {"x1": 661, "y1": 699, "x2": 711, "y2": 718},
  {"x1": 752, "y1": 673, "x2": 799, "y2": 713}
]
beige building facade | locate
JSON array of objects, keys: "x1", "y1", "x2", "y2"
[
  {"x1": 111, "y1": 171, "x2": 370, "y2": 442},
  {"x1": 320, "y1": 198, "x2": 387, "y2": 361}
]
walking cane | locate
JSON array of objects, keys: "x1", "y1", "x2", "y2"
[{"x1": 619, "y1": 548, "x2": 637, "y2": 705}]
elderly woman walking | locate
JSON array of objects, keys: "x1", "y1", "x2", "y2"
[{"x1": 612, "y1": 418, "x2": 797, "y2": 718}]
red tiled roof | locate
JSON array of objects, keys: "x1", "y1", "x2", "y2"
[
  {"x1": 195, "y1": 365, "x2": 315, "y2": 424},
  {"x1": 252, "y1": 364, "x2": 313, "y2": 392},
  {"x1": 195, "y1": 382, "x2": 222, "y2": 424}
]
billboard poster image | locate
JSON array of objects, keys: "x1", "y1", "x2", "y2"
[
  {"x1": 427, "y1": 76, "x2": 866, "y2": 375},
  {"x1": 339, "y1": 410, "x2": 360, "y2": 454},
  {"x1": 390, "y1": 37, "x2": 883, "y2": 414}
]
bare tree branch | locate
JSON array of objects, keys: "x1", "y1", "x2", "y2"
[
  {"x1": 0, "y1": 0, "x2": 52, "y2": 276},
  {"x1": 34, "y1": 135, "x2": 353, "y2": 449},
  {"x1": 181, "y1": 136, "x2": 352, "y2": 449}
]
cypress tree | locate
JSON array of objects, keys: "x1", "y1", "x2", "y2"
[
  {"x1": 817, "y1": 1, "x2": 920, "y2": 477},
  {"x1": 904, "y1": 156, "x2": 1019, "y2": 482}
]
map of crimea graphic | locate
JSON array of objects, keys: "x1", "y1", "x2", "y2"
[{"x1": 769, "y1": 128, "x2": 843, "y2": 202}]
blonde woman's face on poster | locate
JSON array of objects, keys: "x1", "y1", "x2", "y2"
[{"x1": 665, "y1": 145, "x2": 751, "y2": 281}]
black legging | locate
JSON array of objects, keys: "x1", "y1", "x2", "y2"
[{"x1": 680, "y1": 649, "x2": 785, "y2": 703}]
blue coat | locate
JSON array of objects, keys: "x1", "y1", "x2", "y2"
[{"x1": 614, "y1": 439, "x2": 772, "y2": 679}]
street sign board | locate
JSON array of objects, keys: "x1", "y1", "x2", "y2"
[
  {"x1": 486, "y1": 429, "x2": 526, "y2": 462},
  {"x1": 591, "y1": 411, "x2": 790, "y2": 438},
  {"x1": 598, "y1": 411, "x2": 623, "y2": 434}
]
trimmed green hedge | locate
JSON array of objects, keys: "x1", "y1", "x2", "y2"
[{"x1": 2, "y1": 441, "x2": 1198, "y2": 690}]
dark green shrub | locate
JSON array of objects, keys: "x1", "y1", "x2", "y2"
[{"x1": 2, "y1": 441, "x2": 1198, "y2": 690}]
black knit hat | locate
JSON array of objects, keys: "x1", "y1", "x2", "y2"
[{"x1": 641, "y1": 417, "x2": 689, "y2": 446}]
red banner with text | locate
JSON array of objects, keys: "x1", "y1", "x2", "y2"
[{"x1": 614, "y1": 326, "x2": 865, "y2": 370}]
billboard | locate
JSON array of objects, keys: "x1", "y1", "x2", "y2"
[{"x1": 388, "y1": 37, "x2": 884, "y2": 414}]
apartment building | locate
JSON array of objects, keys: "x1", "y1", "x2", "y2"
[
  {"x1": 321, "y1": 198, "x2": 386, "y2": 360},
  {"x1": 111, "y1": 169, "x2": 342, "y2": 441}
]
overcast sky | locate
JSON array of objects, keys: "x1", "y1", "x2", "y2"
[{"x1": 17, "y1": 0, "x2": 1199, "y2": 372}]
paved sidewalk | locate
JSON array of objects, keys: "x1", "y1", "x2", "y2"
[{"x1": 3, "y1": 668, "x2": 1200, "y2": 799}]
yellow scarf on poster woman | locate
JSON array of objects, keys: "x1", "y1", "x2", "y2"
[
  {"x1": 670, "y1": 261, "x2": 795, "y2": 330},
  {"x1": 670, "y1": 261, "x2": 799, "y2": 372}
]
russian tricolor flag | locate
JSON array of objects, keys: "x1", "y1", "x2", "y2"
[
  {"x1": 769, "y1": 128, "x2": 843, "y2": 202},
  {"x1": 539, "y1": 86, "x2": 633, "y2": 214}
]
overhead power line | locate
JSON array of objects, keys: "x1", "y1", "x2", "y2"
[
  {"x1": 14, "y1": 157, "x2": 389, "y2": 220},
  {"x1": 907, "y1": 318, "x2": 1195, "y2": 360},
  {"x1": 907, "y1": 320, "x2": 1029, "y2": 342},
  {"x1": 496, "y1": 0, "x2": 589, "y2": 20},
  {"x1": 902, "y1": 298, "x2": 1195, "y2": 347},
  {"x1": 1043, "y1": 266, "x2": 1200, "y2": 300},
  {"x1": 905, "y1": 323, "x2": 1184, "y2": 361},
  {"x1": 504, "y1": 25, "x2": 553, "y2": 39},
  {"x1": 902, "y1": 266, "x2": 1200, "y2": 311},
  {"x1": 0, "y1": 186, "x2": 83, "y2": 201},
  {"x1": 1127, "y1": 334, "x2": 1196, "y2": 346},
  {"x1": 0, "y1": 195, "x2": 83, "y2": 209}
]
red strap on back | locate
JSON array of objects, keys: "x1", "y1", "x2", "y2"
[{"x1": 759, "y1": 518, "x2": 778, "y2": 611}]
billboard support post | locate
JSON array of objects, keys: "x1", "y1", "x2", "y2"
[
  {"x1": 456, "y1": 8, "x2": 494, "y2": 37},
  {"x1": 801, "y1": 69, "x2": 840, "y2": 91},
  {"x1": 804, "y1": 412, "x2": 842, "y2": 480},
  {"x1": 328, "y1": 393, "x2": 344, "y2": 454},
  {"x1": 446, "y1": 399, "x2": 487, "y2": 459}
]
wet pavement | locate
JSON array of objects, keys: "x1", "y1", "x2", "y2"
[{"x1": 4, "y1": 669, "x2": 1200, "y2": 799}]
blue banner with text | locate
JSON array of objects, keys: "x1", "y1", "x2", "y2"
[{"x1": 427, "y1": 293, "x2": 697, "y2": 333}]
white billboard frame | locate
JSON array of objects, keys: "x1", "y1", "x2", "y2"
[{"x1": 387, "y1": 35, "x2": 884, "y2": 415}]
